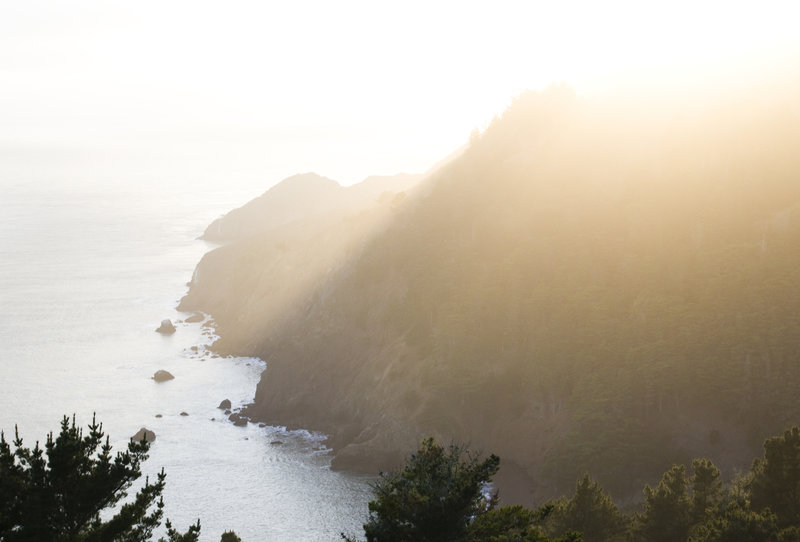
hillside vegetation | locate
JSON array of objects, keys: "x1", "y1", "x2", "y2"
[{"x1": 183, "y1": 85, "x2": 800, "y2": 501}]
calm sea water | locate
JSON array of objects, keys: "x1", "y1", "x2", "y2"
[{"x1": 0, "y1": 174, "x2": 372, "y2": 541}]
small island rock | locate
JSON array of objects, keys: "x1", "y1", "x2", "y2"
[
  {"x1": 180, "y1": 411, "x2": 189, "y2": 416},
  {"x1": 229, "y1": 412, "x2": 248, "y2": 427},
  {"x1": 132, "y1": 428, "x2": 156, "y2": 443},
  {"x1": 218, "y1": 399, "x2": 232, "y2": 410},
  {"x1": 155, "y1": 319, "x2": 176, "y2": 334},
  {"x1": 152, "y1": 370, "x2": 175, "y2": 382}
]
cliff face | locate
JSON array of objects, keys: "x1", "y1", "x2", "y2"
[
  {"x1": 180, "y1": 172, "x2": 425, "y2": 356},
  {"x1": 185, "y1": 87, "x2": 800, "y2": 501}
]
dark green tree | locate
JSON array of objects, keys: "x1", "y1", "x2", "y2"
[
  {"x1": 547, "y1": 474, "x2": 625, "y2": 542},
  {"x1": 467, "y1": 504, "x2": 585, "y2": 542},
  {"x1": 636, "y1": 464, "x2": 691, "y2": 542},
  {"x1": 690, "y1": 458, "x2": 723, "y2": 525},
  {"x1": 353, "y1": 437, "x2": 500, "y2": 542},
  {"x1": 750, "y1": 426, "x2": 800, "y2": 528},
  {"x1": 0, "y1": 414, "x2": 200, "y2": 542},
  {"x1": 691, "y1": 502, "x2": 779, "y2": 542},
  {"x1": 467, "y1": 505, "x2": 547, "y2": 542},
  {"x1": 220, "y1": 531, "x2": 242, "y2": 542}
]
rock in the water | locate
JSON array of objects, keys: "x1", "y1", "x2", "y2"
[
  {"x1": 132, "y1": 428, "x2": 156, "y2": 442},
  {"x1": 224, "y1": 409, "x2": 232, "y2": 415},
  {"x1": 152, "y1": 370, "x2": 175, "y2": 382},
  {"x1": 229, "y1": 412, "x2": 248, "y2": 427},
  {"x1": 218, "y1": 399, "x2": 232, "y2": 410},
  {"x1": 155, "y1": 319, "x2": 176, "y2": 334},
  {"x1": 155, "y1": 414, "x2": 162, "y2": 418},
  {"x1": 270, "y1": 440, "x2": 283, "y2": 445},
  {"x1": 180, "y1": 411, "x2": 189, "y2": 416},
  {"x1": 185, "y1": 312, "x2": 204, "y2": 323},
  {"x1": 258, "y1": 423, "x2": 267, "y2": 428}
]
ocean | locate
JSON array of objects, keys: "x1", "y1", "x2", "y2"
[{"x1": 0, "y1": 171, "x2": 373, "y2": 541}]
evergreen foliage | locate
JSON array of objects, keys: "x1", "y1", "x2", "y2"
[
  {"x1": 357, "y1": 438, "x2": 500, "y2": 542},
  {"x1": 690, "y1": 458, "x2": 724, "y2": 524},
  {"x1": 0, "y1": 415, "x2": 200, "y2": 542},
  {"x1": 637, "y1": 465, "x2": 692, "y2": 542},
  {"x1": 467, "y1": 505, "x2": 548, "y2": 541},
  {"x1": 353, "y1": 427, "x2": 800, "y2": 541},
  {"x1": 546, "y1": 474, "x2": 625, "y2": 542},
  {"x1": 750, "y1": 426, "x2": 800, "y2": 528},
  {"x1": 691, "y1": 502, "x2": 779, "y2": 542},
  {"x1": 348, "y1": 438, "x2": 586, "y2": 542}
]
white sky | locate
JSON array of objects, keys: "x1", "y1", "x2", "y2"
[{"x1": 1, "y1": 1, "x2": 799, "y2": 188}]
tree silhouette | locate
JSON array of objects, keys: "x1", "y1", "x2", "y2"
[{"x1": 0, "y1": 414, "x2": 200, "y2": 542}]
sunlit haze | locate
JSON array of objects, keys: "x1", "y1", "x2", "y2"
[
  {"x1": 2, "y1": 1, "x2": 798, "y2": 191},
  {"x1": 5, "y1": 2, "x2": 800, "y2": 540}
]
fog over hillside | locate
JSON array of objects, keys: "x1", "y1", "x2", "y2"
[{"x1": 182, "y1": 83, "x2": 800, "y2": 502}]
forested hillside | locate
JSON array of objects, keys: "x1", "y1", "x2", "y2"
[{"x1": 183, "y1": 85, "x2": 800, "y2": 501}]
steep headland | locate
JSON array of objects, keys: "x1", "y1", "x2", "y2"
[
  {"x1": 180, "y1": 172, "x2": 425, "y2": 358},
  {"x1": 200, "y1": 172, "x2": 421, "y2": 242},
  {"x1": 183, "y1": 86, "x2": 800, "y2": 502}
]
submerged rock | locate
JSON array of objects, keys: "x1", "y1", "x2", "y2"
[
  {"x1": 218, "y1": 399, "x2": 232, "y2": 410},
  {"x1": 185, "y1": 312, "x2": 204, "y2": 324},
  {"x1": 155, "y1": 414, "x2": 162, "y2": 418},
  {"x1": 152, "y1": 370, "x2": 174, "y2": 382},
  {"x1": 155, "y1": 319, "x2": 176, "y2": 334},
  {"x1": 132, "y1": 428, "x2": 156, "y2": 443}
]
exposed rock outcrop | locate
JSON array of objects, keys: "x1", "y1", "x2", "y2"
[
  {"x1": 230, "y1": 415, "x2": 248, "y2": 427},
  {"x1": 132, "y1": 428, "x2": 155, "y2": 442},
  {"x1": 152, "y1": 370, "x2": 174, "y2": 382},
  {"x1": 155, "y1": 319, "x2": 176, "y2": 334},
  {"x1": 218, "y1": 399, "x2": 232, "y2": 410}
]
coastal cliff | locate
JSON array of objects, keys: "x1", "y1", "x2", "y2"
[
  {"x1": 183, "y1": 87, "x2": 800, "y2": 501},
  {"x1": 200, "y1": 172, "x2": 422, "y2": 242}
]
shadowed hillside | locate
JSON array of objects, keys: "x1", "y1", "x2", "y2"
[{"x1": 184, "y1": 85, "x2": 800, "y2": 502}]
